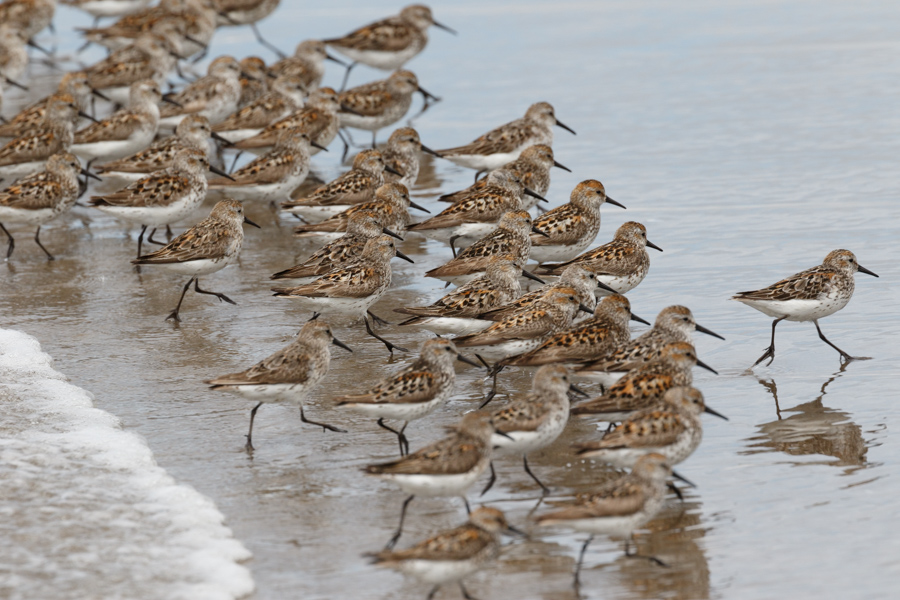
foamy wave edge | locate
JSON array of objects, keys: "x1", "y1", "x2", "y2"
[{"x1": 0, "y1": 328, "x2": 255, "y2": 600}]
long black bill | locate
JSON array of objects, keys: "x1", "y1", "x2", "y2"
[
  {"x1": 605, "y1": 197, "x2": 626, "y2": 209},
  {"x1": 695, "y1": 323, "x2": 725, "y2": 340},
  {"x1": 417, "y1": 85, "x2": 440, "y2": 102},
  {"x1": 91, "y1": 88, "x2": 111, "y2": 102},
  {"x1": 553, "y1": 160, "x2": 571, "y2": 172},
  {"x1": 325, "y1": 52, "x2": 346, "y2": 66},
  {"x1": 646, "y1": 239, "x2": 663, "y2": 252},
  {"x1": 696, "y1": 358, "x2": 718, "y2": 375},
  {"x1": 578, "y1": 303, "x2": 594, "y2": 315},
  {"x1": 522, "y1": 269, "x2": 545, "y2": 284},
  {"x1": 385, "y1": 165, "x2": 403, "y2": 176},
  {"x1": 858, "y1": 264, "x2": 879, "y2": 277},
  {"x1": 27, "y1": 38, "x2": 51, "y2": 55},
  {"x1": 524, "y1": 187, "x2": 548, "y2": 202},
  {"x1": 185, "y1": 34, "x2": 208, "y2": 49},
  {"x1": 395, "y1": 249, "x2": 415, "y2": 263},
  {"x1": 210, "y1": 131, "x2": 234, "y2": 146},
  {"x1": 340, "y1": 104, "x2": 365, "y2": 116},
  {"x1": 569, "y1": 384, "x2": 590, "y2": 398},
  {"x1": 419, "y1": 143, "x2": 441, "y2": 157},
  {"x1": 531, "y1": 225, "x2": 550, "y2": 237},
  {"x1": 456, "y1": 353, "x2": 482, "y2": 368},
  {"x1": 597, "y1": 280, "x2": 619, "y2": 294},
  {"x1": 630, "y1": 313, "x2": 650, "y2": 325},
  {"x1": 243, "y1": 216, "x2": 261, "y2": 228},
  {"x1": 672, "y1": 471, "x2": 696, "y2": 488},
  {"x1": 77, "y1": 110, "x2": 100, "y2": 123},
  {"x1": 4, "y1": 77, "x2": 28, "y2": 91},
  {"x1": 505, "y1": 525, "x2": 528, "y2": 538},
  {"x1": 209, "y1": 165, "x2": 237, "y2": 181},
  {"x1": 332, "y1": 336, "x2": 353, "y2": 352},
  {"x1": 81, "y1": 168, "x2": 102, "y2": 182},
  {"x1": 382, "y1": 227, "x2": 403, "y2": 240},
  {"x1": 704, "y1": 405, "x2": 728, "y2": 420},
  {"x1": 162, "y1": 96, "x2": 183, "y2": 108},
  {"x1": 494, "y1": 429, "x2": 515, "y2": 440},
  {"x1": 311, "y1": 140, "x2": 329, "y2": 152},
  {"x1": 555, "y1": 119, "x2": 576, "y2": 135},
  {"x1": 432, "y1": 20, "x2": 457, "y2": 34},
  {"x1": 408, "y1": 200, "x2": 430, "y2": 213}
]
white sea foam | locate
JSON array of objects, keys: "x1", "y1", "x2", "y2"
[{"x1": 0, "y1": 329, "x2": 255, "y2": 600}]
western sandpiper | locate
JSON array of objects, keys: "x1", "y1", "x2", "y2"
[
  {"x1": 272, "y1": 234, "x2": 414, "y2": 352},
  {"x1": 368, "y1": 507, "x2": 515, "y2": 600},
  {"x1": 407, "y1": 168, "x2": 545, "y2": 247},
  {"x1": 72, "y1": 79, "x2": 165, "y2": 162},
  {"x1": 499, "y1": 294, "x2": 642, "y2": 368},
  {"x1": 83, "y1": 29, "x2": 179, "y2": 104},
  {"x1": 206, "y1": 317, "x2": 351, "y2": 451},
  {"x1": 0, "y1": 0, "x2": 56, "y2": 41},
  {"x1": 395, "y1": 255, "x2": 526, "y2": 336},
  {"x1": 214, "y1": 0, "x2": 283, "y2": 58},
  {"x1": 454, "y1": 286, "x2": 588, "y2": 362},
  {"x1": 381, "y1": 127, "x2": 440, "y2": 190},
  {"x1": 336, "y1": 338, "x2": 480, "y2": 455},
  {"x1": 436, "y1": 102, "x2": 575, "y2": 174},
  {"x1": 89, "y1": 147, "x2": 231, "y2": 258},
  {"x1": 575, "y1": 305, "x2": 724, "y2": 386},
  {"x1": 269, "y1": 39, "x2": 345, "y2": 91},
  {"x1": 0, "y1": 72, "x2": 108, "y2": 140},
  {"x1": 530, "y1": 180, "x2": 626, "y2": 264},
  {"x1": 571, "y1": 342, "x2": 717, "y2": 421},
  {"x1": 338, "y1": 70, "x2": 436, "y2": 147},
  {"x1": 0, "y1": 152, "x2": 97, "y2": 260},
  {"x1": 212, "y1": 74, "x2": 306, "y2": 144},
  {"x1": 271, "y1": 211, "x2": 401, "y2": 284},
  {"x1": 291, "y1": 182, "x2": 421, "y2": 242},
  {"x1": 325, "y1": 4, "x2": 455, "y2": 87},
  {"x1": 233, "y1": 86, "x2": 341, "y2": 155},
  {"x1": 131, "y1": 198, "x2": 259, "y2": 321},
  {"x1": 208, "y1": 127, "x2": 322, "y2": 203},
  {"x1": 536, "y1": 453, "x2": 691, "y2": 584},
  {"x1": 437, "y1": 144, "x2": 569, "y2": 207},
  {"x1": 0, "y1": 25, "x2": 29, "y2": 91},
  {"x1": 574, "y1": 386, "x2": 727, "y2": 468},
  {"x1": 281, "y1": 148, "x2": 395, "y2": 223},
  {"x1": 0, "y1": 95, "x2": 79, "y2": 180},
  {"x1": 424, "y1": 210, "x2": 537, "y2": 286},
  {"x1": 732, "y1": 249, "x2": 878, "y2": 366},
  {"x1": 489, "y1": 365, "x2": 575, "y2": 494},
  {"x1": 237, "y1": 56, "x2": 269, "y2": 107},
  {"x1": 95, "y1": 114, "x2": 225, "y2": 182},
  {"x1": 538, "y1": 221, "x2": 662, "y2": 295},
  {"x1": 158, "y1": 55, "x2": 243, "y2": 130},
  {"x1": 364, "y1": 410, "x2": 498, "y2": 549}
]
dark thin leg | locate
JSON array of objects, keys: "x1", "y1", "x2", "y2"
[
  {"x1": 147, "y1": 228, "x2": 165, "y2": 245},
  {"x1": 426, "y1": 586, "x2": 440, "y2": 600},
  {"x1": 363, "y1": 316, "x2": 409, "y2": 354},
  {"x1": 377, "y1": 418, "x2": 409, "y2": 456},
  {"x1": 523, "y1": 455, "x2": 550, "y2": 495},
  {"x1": 753, "y1": 316, "x2": 786, "y2": 367},
  {"x1": 449, "y1": 235, "x2": 460, "y2": 258},
  {"x1": 166, "y1": 277, "x2": 196, "y2": 322},
  {"x1": 299, "y1": 406, "x2": 347, "y2": 432},
  {"x1": 339, "y1": 61, "x2": 357, "y2": 92},
  {"x1": 0, "y1": 222, "x2": 13, "y2": 259},
  {"x1": 473, "y1": 170, "x2": 484, "y2": 184},
  {"x1": 245, "y1": 402, "x2": 262, "y2": 452},
  {"x1": 624, "y1": 536, "x2": 667, "y2": 567},
  {"x1": 166, "y1": 224, "x2": 173, "y2": 240},
  {"x1": 478, "y1": 362, "x2": 502, "y2": 409},
  {"x1": 458, "y1": 581, "x2": 478, "y2": 600},
  {"x1": 135, "y1": 225, "x2": 148, "y2": 258},
  {"x1": 814, "y1": 320, "x2": 854, "y2": 362},
  {"x1": 251, "y1": 23, "x2": 286, "y2": 58},
  {"x1": 367, "y1": 309, "x2": 391, "y2": 326},
  {"x1": 337, "y1": 130, "x2": 350, "y2": 163},
  {"x1": 193, "y1": 278, "x2": 237, "y2": 305},
  {"x1": 385, "y1": 495, "x2": 414, "y2": 549},
  {"x1": 573, "y1": 535, "x2": 594, "y2": 589},
  {"x1": 462, "y1": 496, "x2": 471, "y2": 515},
  {"x1": 480, "y1": 461, "x2": 496, "y2": 496},
  {"x1": 33, "y1": 226, "x2": 54, "y2": 260},
  {"x1": 371, "y1": 131, "x2": 377, "y2": 149}
]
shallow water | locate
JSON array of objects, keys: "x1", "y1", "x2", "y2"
[{"x1": 1, "y1": 0, "x2": 899, "y2": 598}]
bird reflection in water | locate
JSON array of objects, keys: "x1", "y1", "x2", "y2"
[{"x1": 744, "y1": 363, "x2": 868, "y2": 469}]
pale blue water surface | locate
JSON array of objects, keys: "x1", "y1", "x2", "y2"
[{"x1": 1, "y1": 1, "x2": 898, "y2": 598}]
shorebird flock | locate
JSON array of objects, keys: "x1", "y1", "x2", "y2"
[{"x1": 0, "y1": 1, "x2": 880, "y2": 598}]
